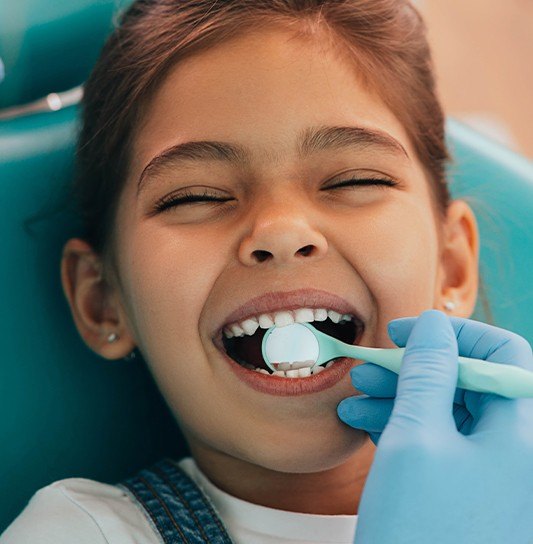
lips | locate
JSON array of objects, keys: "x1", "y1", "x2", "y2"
[
  {"x1": 212, "y1": 288, "x2": 365, "y2": 342},
  {"x1": 218, "y1": 347, "x2": 358, "y2": 396},
  {"x1": 210, "y1": 289, "x2": 366, "y2": 396}
]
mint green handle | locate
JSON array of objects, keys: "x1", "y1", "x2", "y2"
[{"x1": 311, "y1": 324, "x2": 533, "y2": 399}]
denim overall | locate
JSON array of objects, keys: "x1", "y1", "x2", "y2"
[{"x1": 117, "y1": 458, "x2": 235, "y2": 544}]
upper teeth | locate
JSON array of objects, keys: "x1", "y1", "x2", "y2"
[{"x1": 223, "y1": 308, "x2": 354, "y2": 338}]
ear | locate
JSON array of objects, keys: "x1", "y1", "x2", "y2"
[
  {"x1": 434, "y1": 199, "x2": 480, "y2": 317},
  {"x1": 60, "y1": 238, "x2": 136, "y2": 359}
]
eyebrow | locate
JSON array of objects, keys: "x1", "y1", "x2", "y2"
[{"x1": 136, "y1": 125, "x2": 410, "y2": 195}]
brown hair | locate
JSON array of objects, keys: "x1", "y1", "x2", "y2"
[{"x1": 74, "y1": 0, "x2": 452, "y2": 274}]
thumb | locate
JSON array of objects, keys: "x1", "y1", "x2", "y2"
[{"x1": 387, "y1": 309, "x2": 458, "y2": 435}]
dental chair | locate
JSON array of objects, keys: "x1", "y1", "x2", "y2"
[
  {"x1": 1, "y1": 0, "x2": 532, "y2": 535},
  {"x1": 0, "y1": 0, "x2": 132, "y2": 111}
]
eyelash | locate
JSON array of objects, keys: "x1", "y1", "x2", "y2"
[{"x1": 153, "y1": 177, "x2": 399, "y2": 213}]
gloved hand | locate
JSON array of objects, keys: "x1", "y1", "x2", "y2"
[
  {"x1": 337, "y1": 309, "x2": 533, "y2": 544},
  {"x1": 338, "y1": 313, "x2": 481, "y2": 445}
]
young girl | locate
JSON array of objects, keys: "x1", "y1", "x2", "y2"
[{"x1": 2, "y1": 0, "x2": 532, "y2": 542}]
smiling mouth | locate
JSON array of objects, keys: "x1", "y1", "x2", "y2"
[{"x1": 221, "y1": 318, "x2": 362, "y2": 375}]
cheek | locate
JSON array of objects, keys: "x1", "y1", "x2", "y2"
[
  {"x1": 339, "y1": 200, "x2": 439, "y2": 331},
  {"x1": 118, "y1": 222, "x2": 226, "y2": 358},
  {"x1": 365, "y1": 208, "x2": 438, "y2": 288},
  {"x1": 116, "y1": 223, "x2": 233, "y2": 426}
]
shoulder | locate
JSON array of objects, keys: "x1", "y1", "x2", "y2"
[{"x1": 0, "y1": 477, "x2": 162, "y2": 544}]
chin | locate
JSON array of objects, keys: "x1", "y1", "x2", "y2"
[{"x1": 241, "y1": 420, "x2": 369, "y2": 474}]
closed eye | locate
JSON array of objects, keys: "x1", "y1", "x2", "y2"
[
  {"x1": 152, "y1": 177, "x2": 399, "y2": 213},
  {"x1": 153, "y1": 188, "x2": 233, "y2": 213},
  {"x1": 326, "y1": 177, "x2": 399, "y2": 190}
]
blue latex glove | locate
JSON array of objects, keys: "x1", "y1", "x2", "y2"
[
  {"x1": 339, "y1": 315, "x2": 478, "y2": 445},
  {"x1": 337, "y1": 309, "x2": 533, "y2": 543}
]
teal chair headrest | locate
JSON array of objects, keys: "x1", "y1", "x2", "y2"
[
  {"x1": 0, "y1": 105, "x2": 189, "y2": 533},
  {"x1": 0, "y1": 0, "x2": 133, "y2": 109},
  {"x1": 0, "y1": 108, "x2": 532, "y2": 533},
  {"x1": 445, "y1": 118, "x2": 533, "y2": 342}
]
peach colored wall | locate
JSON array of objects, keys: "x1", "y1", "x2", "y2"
[{"x1": 417, "y1": 0, "x2": 533, "y2": 158}]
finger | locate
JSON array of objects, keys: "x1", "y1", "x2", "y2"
[
  {"x1": 452, "y1": 403, "x2": 472, "y2": 433},
  {"x1": 351, "y1": 346, "x2": 466, "y2": 410},
  {"x1": 351, "y1": 362, "x2": 466, "y2": 407},
  {"x1": 389, "y1": 315, "x2": 533, "y2": 370},
  {"x1": 451, "y1": 317, "x2": 533, "y2": 370},
  {"x1": 387, "y1": 317, "x2": 472, "y2": 416},
  {"x1": 387, "y1": 316, "x2": 417, "y2": 347},
  {"x1": 449, "y1": 319, "x2": 533, "y2": 432},
  {"x1": 388, "y1": 314, "x2": 533, "y2": 435},
  {"x1": 351, "y1": 362, "x2": 466, "y2": 408},
  {"x1": 337, "y1": 396, "x2": 393, "y2": 432},
  {"x1": 388, "y1": 309, "x2": 458, "y2": 435},
  {"x1": 350, "y1": 362, "x2": 465, "y2": 406},
  {"x1": 350, "y1": 363, "x2": 398, "y2": 398}
]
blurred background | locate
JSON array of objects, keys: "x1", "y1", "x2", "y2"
[
  {"x1": 1, "y1": 0, "x2": 532, "y2": 157},
  {"x1": 416, "y1": 0, "x2": 533, "y2": 157}
]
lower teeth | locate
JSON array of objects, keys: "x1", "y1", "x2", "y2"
[{"x1": 244, "y1": 360, "x2": 336, "y2": 378}]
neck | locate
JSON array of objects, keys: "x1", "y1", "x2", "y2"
[{"x1": 186, "y1": 436, "x2": 375, "y2": 515}]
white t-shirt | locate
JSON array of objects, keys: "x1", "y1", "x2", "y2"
[{"x1": 0, "y1": 457, "x2": 358, "y2": 544}]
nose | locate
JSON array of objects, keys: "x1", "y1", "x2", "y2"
[{"x1": 238, "y1": 200, "x2": 328, "y2": 267}]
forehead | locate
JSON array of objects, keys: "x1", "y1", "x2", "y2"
[{"x1": 130, "y1": 27, "x2": 417, "y2": 177}]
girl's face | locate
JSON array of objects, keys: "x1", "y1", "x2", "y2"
[{"x1": 70, "y1": 27, "x2": 478, "y2": 477}]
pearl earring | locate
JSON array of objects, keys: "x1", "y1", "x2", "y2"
[
  {"x1": 106, "y1": 332, "x2": 137, "y2": 360},
  {"x1": 443, "y1": 300, "x2": 457, "y2": 311}
]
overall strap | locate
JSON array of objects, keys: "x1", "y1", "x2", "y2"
[{"x1": 117, "y1": 458, "x2": 234, "y2": 544}]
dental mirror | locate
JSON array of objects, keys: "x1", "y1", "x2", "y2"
[
  {"x1": 262, "y1": 322, "x2": 319, "y2": 371},
  {"x1": 260, "y1": 321, "x2": 533, "y2": 398}
]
